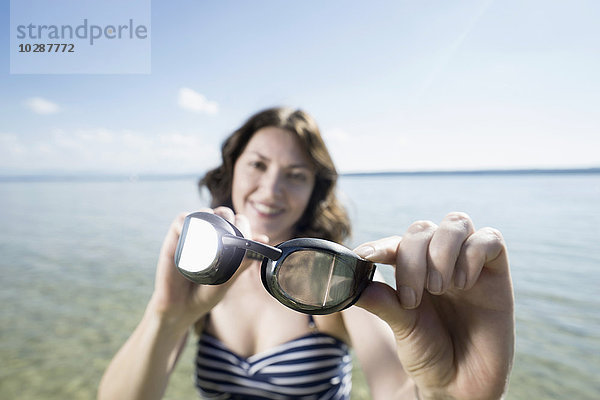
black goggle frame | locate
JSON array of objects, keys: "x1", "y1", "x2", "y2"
[{"x1": 174, "y1": 212, "x2": 376, "y2": 314}]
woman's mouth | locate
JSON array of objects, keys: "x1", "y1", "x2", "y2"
[{"x1": 251, "y1": 202, "x2": 284, "y2": 217}]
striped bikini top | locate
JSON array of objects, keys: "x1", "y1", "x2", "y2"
[{"x1": 195, "y1": 316, "x2": 352, "y2": 399}]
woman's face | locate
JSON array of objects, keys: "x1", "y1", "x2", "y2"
[{"x1": 232, "y1": 127, "x2": 316, "y2": 244}]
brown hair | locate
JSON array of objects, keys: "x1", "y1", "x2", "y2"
[{"x1": 199, "y1": 107, "x2": 351, "y2": 243}]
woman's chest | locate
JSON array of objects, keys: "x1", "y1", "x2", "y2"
[{"x1": 206, "y1": 267, "x2": 350, "y2": 357}]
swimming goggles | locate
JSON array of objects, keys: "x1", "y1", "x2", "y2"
[{"x1": 174, "y1": 212, "x2": 376, "y2": 315}]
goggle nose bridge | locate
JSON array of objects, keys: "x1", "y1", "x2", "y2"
[{"x1": 221, "y1": 234, "x2": 283, "y2": 261}]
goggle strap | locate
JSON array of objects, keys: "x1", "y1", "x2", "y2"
[{"x1": 221, "y1": 234, "x2": 283, "y2": 261}]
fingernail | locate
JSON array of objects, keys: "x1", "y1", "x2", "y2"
[
  {"x1": 427, "y1": 270, "x2": 443, "y2": 293},
  {"x1": 399, "y1": 286, "x2": 417, "y2": 308},
  {"x1": 354, "y1": 245, "x2": 375, "y2": 259},
  {"x1": 454, "y1": 269, "x2": 466, "y2": 289}
]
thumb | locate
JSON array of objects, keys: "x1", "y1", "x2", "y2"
[
  {"x1": 353, "y1": 236, "x2": 419, "y2": 336},
  {"x1": 355, "y1": 281, "x2": 418, "y2": 340}
]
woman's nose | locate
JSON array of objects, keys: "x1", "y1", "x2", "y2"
[{"x1": 259, "y1": 168, "x2": 284, "y2": 197}]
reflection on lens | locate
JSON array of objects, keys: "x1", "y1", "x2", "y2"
[
  {"x1": 276, "y1": 250, "x2": 356, "y2": 307},
  {"x1": 178, "y1": 218, "x2": 219, "y2": 272}
]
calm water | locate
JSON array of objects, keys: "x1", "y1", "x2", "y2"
[{"x1": 1, "y1": 174, "x2": 599, "y2": 399}]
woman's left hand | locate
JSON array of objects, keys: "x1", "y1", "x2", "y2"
[{"x1": 354, "y1": 212, "x2": 514, "y2": 400}]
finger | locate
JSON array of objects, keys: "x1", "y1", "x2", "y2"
[
  {"x1": 213, "y1": 206, "x2": 235, "y2": 223},
  {"x1": 230, "y1": 213, "x2": 272, "y2": 279},
  {"x1": 426, "y1": 212, "x2": 475, "y2": 295},
  {"x1": 354, "y1": 281, "x2": 417, "y2": 340},
  {"x1": 172, "y1": 212, "x2": 188, "y2": 236},
  {"x1": 454, "y1": 227, "x2": 508, "y2": 290},
  {"x1": 252, "y1": 233, "x2": 270, "y2": 245},
  {"x1": 395, "y1": 220, "x2": 437, "y2": 308},
  {"x1": 355, "y1": 282, "x2": 401, "y2": 325},
  {"x1": 173, "y1": 208, "x2": 214, "y2": 236},
  {"x1": 231, "y1": 213, "x2": 261, "y2": 276},
  {"x1": 354, "y1": 236, "x2": 402, "y2": 265},
  {"x1": 233, "y1": 213, "x2": 252, "y2": 239}
]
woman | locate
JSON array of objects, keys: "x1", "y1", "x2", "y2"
[{"x1": 98, "y1": 107, "x2": 514, "y2": 400}]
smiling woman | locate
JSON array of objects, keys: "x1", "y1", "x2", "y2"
[
  {"x1": 200, "y1": 107, "x2": 351, "y2": 243},
  {"x1": 98, "y1": 106, "x2": 515, "y2": 400}
]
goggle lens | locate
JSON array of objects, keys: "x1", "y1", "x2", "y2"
[
  {"x1": 177, "y1": 218, "x2": 220, "y2": 273},
  {"x1": 276, "y1": 250, "x2": 359, "y2": 308}
]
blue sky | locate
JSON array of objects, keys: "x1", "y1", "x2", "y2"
[{"x1": 1, "y1": 0, "x2": 599, "y2": 175}]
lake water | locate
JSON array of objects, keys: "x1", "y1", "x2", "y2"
[{"x1": 1, "y1": 174, "x2": 598, "y2": 399}]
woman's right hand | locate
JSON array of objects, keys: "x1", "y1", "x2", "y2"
[
  {"x1": 149, "y1": 207, "x2": 261, "y2": 327},
  {"x1": 99, "y1": 207, "x2": 257, "y2": 400}
]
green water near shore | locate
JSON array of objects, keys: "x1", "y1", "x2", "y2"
[{"x1": 1, "y1": 175, "x2": 599, "y2": 399}]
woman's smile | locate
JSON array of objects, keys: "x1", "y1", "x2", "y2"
[{"x1": 249, "y1": 201, "x2": 285, "y2": 217}]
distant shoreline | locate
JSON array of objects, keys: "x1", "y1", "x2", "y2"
[
  {"x1": 342, "y1": 167, "x2": 600, "y2": 177},
  {"x1": 0, "y1": 167, "x2": 599, "y2": 182}
]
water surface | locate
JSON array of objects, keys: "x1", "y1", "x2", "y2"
[{"x1": 1, "y1": 174, "x2": 598, "y2": 399}]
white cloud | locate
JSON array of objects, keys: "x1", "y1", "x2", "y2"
[
  {"x1": 24, "y1": 97, "x2": 61, "y2": 115},
  {"x1": 0, "y1": 129, "x2": 221, "y2": 174},
  {"x1": 177, "y1": 88, "x2": 218, "y2": 114}
]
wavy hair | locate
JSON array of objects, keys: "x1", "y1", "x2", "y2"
[{"x1": 199, "y1": 107, "x2": 351, "y2": 243}]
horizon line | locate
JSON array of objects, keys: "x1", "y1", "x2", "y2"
[
  {"x1": 342, "y1": 166, "x2": 600, "y2": 177},
  {"x1": 0, "y1": 166, "x2": 599, "y2": 182}
]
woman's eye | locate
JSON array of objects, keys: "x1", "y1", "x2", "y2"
[
  {"x1": 287, "y1": 171, "x2": 307, "y2": 182},
  {"x1": 249, "y1": 161, "x2": 266, "y2": 170}
]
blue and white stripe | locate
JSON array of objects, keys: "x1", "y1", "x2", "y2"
[{"x1": 195, "y1": 332, "x2": 352, "y2": 400}]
